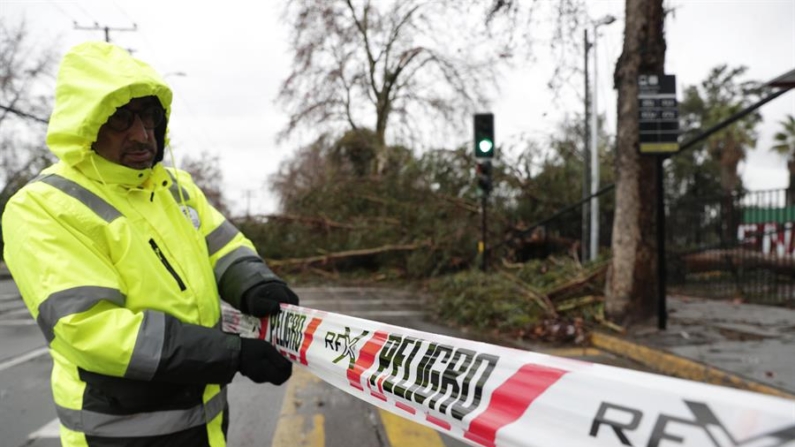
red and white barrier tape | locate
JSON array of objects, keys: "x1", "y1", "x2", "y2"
[{"x1": 222, "y1": 304, "x2": 795, "y2": 447}]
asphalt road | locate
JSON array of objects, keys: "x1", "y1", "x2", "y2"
[{"x1": 0, "y1": 279, "x2": 648, "y2": 447}]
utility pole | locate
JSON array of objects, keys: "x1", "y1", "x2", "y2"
[
  {"x1": 73, "y1": 22, "x2": 137, "y2": 44},
  {"x1": 590, "y1": 15, "x2": 617, "y2": 262},
  {"x1": 582, "y1": 29, "x2": 591, "y2": 263}
]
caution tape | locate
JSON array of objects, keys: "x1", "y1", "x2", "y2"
[{"x1": 222, "y1": 304, "x2": 795, "y2": 447}]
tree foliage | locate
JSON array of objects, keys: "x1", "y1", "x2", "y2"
[
  {"x1": 251, "y1": 132, "x2": 489, "y2": 277},
  {"x1": 241, "y1": 108, "x2": 614, "y2": 279},
  {"x1": 678, "y1": 65, "x2": 763, "y2": 194},
  {"x1": 0, "y1": 18, "x2": 57, "y2": 256},
  {"x1": 0, "y1": 18, "x2": 57, "y2": 199},
  {"x1": 277, "y1": 0, "x2": 583, "y2": 173},
  {"x1": 178, "y1": 151, "x2": 231, "y2": 216},
  {"x1": 772, "y1": 115, "x2": 795, "y2": 156},
  {"x1": 771, "y1": 114, "x2": 795, "y2": 200}
]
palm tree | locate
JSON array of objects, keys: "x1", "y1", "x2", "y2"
[
  {"x1": 771, "y1": 115, "x2": 795, "y2": 204},
  {"x1": 675, "y1": 66, "x2": 763, "y2": 244}
]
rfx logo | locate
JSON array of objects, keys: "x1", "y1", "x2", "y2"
[
  {"x1": 324, "y1": 327, "x2": 369, "y2": 369},
  {"x1": 590, "y1": 401, "x2": 795, "y2": 447}
]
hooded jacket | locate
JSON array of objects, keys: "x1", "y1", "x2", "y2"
[{"x1": 2, "y1": 42, "x2": 280, "y2": 447}]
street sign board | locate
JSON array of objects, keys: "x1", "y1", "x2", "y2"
[{"x1": 638, "y1": 74, "x2": 679, "y2": 154}]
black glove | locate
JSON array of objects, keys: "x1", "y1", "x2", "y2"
[
  {"x1": 238, "y1": 338, "x2": 293, "y2": 385},
  {"x1": 242, "y1": 281, "x2": 299, "y2": 317}
]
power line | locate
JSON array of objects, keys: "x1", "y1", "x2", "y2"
[
  {"x1": 110, "y1": 1, "x2": 136, "y2": 25},
  {"x1": 46, "y1": 1, "x2": 80, "y2": 22},
  {"x1": 71, "y1": 2, "x2": 101, "y2": 25}
]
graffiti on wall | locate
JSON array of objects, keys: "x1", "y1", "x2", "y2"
[{"x1": 738, "y1": 222, "x2": 795, "y2": 256}]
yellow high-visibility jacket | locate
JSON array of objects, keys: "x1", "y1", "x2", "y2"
[{"x1": 2, "y1": 42, "x2": 280, "y2": 447}]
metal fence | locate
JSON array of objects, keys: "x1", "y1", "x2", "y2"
[
  {"x1": 504, "y1": 187, "x2": 795, "y2": 306},
  {"x1": 667, "y1": 188, "x2": 795, "y2": 305},
  {"x1": 501, "y1": 187, "x2": 615, "y2": 263}
]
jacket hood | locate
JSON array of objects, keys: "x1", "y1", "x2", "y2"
[{"x1": 46, "y1": 41, "x2": 173, "y2": 174}]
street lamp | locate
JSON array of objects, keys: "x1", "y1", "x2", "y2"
[{"x1": 589, "y1": 14, "x2": 616, "y2": 262}]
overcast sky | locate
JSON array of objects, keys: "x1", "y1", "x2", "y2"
[{"x1": 2, "y1": 0, "x2": 794, "y2": 217}]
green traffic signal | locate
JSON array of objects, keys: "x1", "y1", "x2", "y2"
[
  {"x1": 474, "y1": 113, "x2": 494, "y2": 159},
  {"x1": 478, "y1": 138, "x2": 493, "y2": 154}
]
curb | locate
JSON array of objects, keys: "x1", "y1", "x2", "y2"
[{"x1": 591, "y1": 332, "x2": 795, "y2": 400}]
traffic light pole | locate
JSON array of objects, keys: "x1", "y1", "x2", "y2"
[
  {"x1": 473, "y1": 113, "x2": 494, "y2": 272},
  {"x1": 480, "y1": 193, "x2": 488, "y2": 271}
]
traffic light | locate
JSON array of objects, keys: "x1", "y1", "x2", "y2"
[
  {"x1": 474, "y1": 113, "x2": 495, "y2": 159},
  {"x1": 476, "y1": 160, "x2": 492, "y2": 194}
]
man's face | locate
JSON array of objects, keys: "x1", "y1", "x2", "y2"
[{"x1": 93, "y1": 97, "x2": 163, "y2": 170}]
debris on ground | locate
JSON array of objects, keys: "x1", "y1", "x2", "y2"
[{"x1": 427, "y1": 256, "x2": 621, "y2": 345}]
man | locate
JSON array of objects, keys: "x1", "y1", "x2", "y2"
[{"x1": 2, "y1": 41, "x2": 298, "y2": 446}]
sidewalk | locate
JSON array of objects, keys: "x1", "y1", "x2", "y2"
[{"x1": 591, "y1": 295, "x2": 795, "y2": 399}]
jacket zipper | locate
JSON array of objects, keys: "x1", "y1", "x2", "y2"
[{"x1": 149, "y1": 239, "x2": 187, "y2": 291}]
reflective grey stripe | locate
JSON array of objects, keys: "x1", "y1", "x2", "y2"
[
  {"x1": 38, "y1": 174, "x2": 122, "y2": 223},
  {"x1": 166, "y1": 170, "x2": 191, "y2": 202},
  {"x1": 55, "y1": 387, "x2": 228, "y2": 437},
  {"x1": 37, "y1": 287, "x2": 126, "y2": 342},
  {"x1": 27, "y1": 173, "x2": 48, "y2": 185},
  {"x1": 204, "y1": 386, "x2": 227, "y2": 423},
  {"x1": 214, "y1": 246, "x2": 258, "y2": 282},
  {"x1": 206, "y1": 220, "x2": 240, "y2": 256},
  {"x1": 124, "y1": 311, "x2": 165, "y2": 380}
]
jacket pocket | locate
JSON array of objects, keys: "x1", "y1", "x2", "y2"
[
  {"x1": 78, "y1": 368, "x2": 204, "y2": 414},
  {"x1": 149, "y1": 238, "x2": 186, "y2": 291}
]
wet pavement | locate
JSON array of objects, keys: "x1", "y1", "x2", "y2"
[{"x1": 603, "y1": 295, "x2": 795, "y2": 396}]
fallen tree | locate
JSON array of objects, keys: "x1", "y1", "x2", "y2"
[
  {"x1": 682, "y1": 248, "x2": 795, "y2": 277},
  {"x1": 268, "y1": 240, "x2": 432, "y2": 268}
]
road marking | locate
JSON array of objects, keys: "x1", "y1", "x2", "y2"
[
  {"x1": 272, "y1": 368, "x2": 324, "y2": 447},
  {"x1": 29, "y1": 418, "x2": 60, "y2": 439},
  {"x1": 0, "y1": 319, "x2": 36, "y2": 326},
  {"x1": 0, "y1": 307, "x2": 31, "y2": 318},
  {"x1": 306, "y1": 415, "x2": 324, "y2": 446},
  {"x1": 541, "y1": 347, "x2": 604, "y2": 357},
  {"x1": 0, "y1": 346, "x2": 49, "y2": 372},
  {"x1": 379, "y1": 409, "x2": 446, "y2": 447}
]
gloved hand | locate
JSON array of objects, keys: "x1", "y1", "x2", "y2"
[
  {"x1": 242, "y1": 281, "x2": 299, "y2": 317},
  {"x1": 238, "y1": 338, "x2": 293, "y2": 385}
]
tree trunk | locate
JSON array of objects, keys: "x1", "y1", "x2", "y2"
[
  {"x1": 374, "y1": 96, "x2": 390, "y2": 174},
  {"x1": 719, "y1": 148, "x2": 742, "y2": 244},
  {"x1": 606, "y1": 0, "x2": 666, "y2": 324},
  {"x1": 719, "y1": 144, "x2": 742, "y2": 192}
]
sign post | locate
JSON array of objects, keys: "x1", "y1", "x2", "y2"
[
  {"x1": 638, "y1": 74, "x2": 679, "y2": 154},
  {"x1": 638, "y1": 74, "x2": 678, "y2": 330}
]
